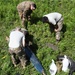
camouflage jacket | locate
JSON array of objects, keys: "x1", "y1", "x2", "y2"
[{"x1": 17, "y1": 1, "x2": 35, "y2": 18}]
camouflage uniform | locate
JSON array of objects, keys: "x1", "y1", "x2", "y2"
[
  {"x1": 49, "y1": 17, "x2": 63, "y2": 42},
  {"x1": 43, "y1": 12, "x2": 63, "y2": 42},
  {"x1": 9, "y1": 47, "x2": 26, "y2": 68},
  {"x1": 9, "y1": 28, "x2": 27, "y2": 68},
  {"x1": 55, "y1": 17, "x2": 63, "y2": 41},
  {"x1": 17, "y1": 1, "x2": 36, "y2": 27}
]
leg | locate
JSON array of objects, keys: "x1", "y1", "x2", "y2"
[
  {"x1": 57, "y1": 17, "x2": 63, "y2": 32},
  {"x1": 18, "y1": 50, "x2": 27, "y2": 68},
  {"x1": 27, "y1": 15, "x2": 31, "y2": 21},
  {"x1": 42, "y1": 70, "x2": 46, "y2": 75},
  {"x1": 18, "y1": 11, "x2": 25, "y2": 27},
  {"x1": 18, "y1": 11, "x2": 24, "y2": 26},
  {"x1": 56, "y1": 31, "x2": 61, "y2": 44},
  {"x1": 21, "y1": 17, "x2": 28, "y2": 29},
  {"x1": 18, "y1": 11, "x2": 23, "y2": 20},
  {"x1": 55, "y1": 17, "x2": 63, "y2": 43},
  {"x1": 9, "y1": 49, "x2": 17, "y2": 67},
  {"x1": 19, "y1": 56, "x2": 27, "y2": 68},
  {"x1": 11, "y1": 54, "x2": 17, "y2": 67},
  {"x1": 68, "y1": 69, "x2": 73, "y2": 75},
  {"x1": 18, "y1": 11, "x2": 27, "y2": 28},
  {"x1": 21, "y1": 18, "x2": 25, "y2": 27}
]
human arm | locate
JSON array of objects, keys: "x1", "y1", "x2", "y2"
[
  {"x1": 23, "y1": 5, "x2": 30, "y2": 19},
  {"x1": 49, "y1": 18, "x2": 56, "y2": 25},
  {"x1": 23, "y1": 9, "x2": 32, "y2": 21},
  {"x1": 23, "y1": 10, "x2": 27, "y2": 19},
  {"x1": 54, "y1": 24, "x2": 63, "y2": 32},
  {"x1": 22, "y1": 36, "x2": 25, "y2": 47}
]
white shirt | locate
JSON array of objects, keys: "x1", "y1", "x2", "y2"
[
  {"x1": 44, "y1": 12, "x2": 62, "y2": 25},
  {"x1": 9, "y1": 30, "x2": 25, "y2": 48}
]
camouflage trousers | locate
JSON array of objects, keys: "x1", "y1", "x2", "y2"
[
  {"x1": 56, "y1": 17, "x2": 63, "y2": 41},
  {"x1": 17, "y1": 10, "x2": 31, "y2": 28},
  {"x1": 49, "y1": 17, "x2": 63, "y2": 41},
  {"x1": 18, "y1": 11, "x2": 26, "y2": 26},
  {"x1": 9, "y1": 47, "x2": 27, "y2": 68},
  {"x1": 56, "y1": 31, "x2": 61, "y2": 41}
]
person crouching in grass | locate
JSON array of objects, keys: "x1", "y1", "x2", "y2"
[
  {"x1": 42, "y1": 12, "x2": 63, "y2": 44},
  {"x1": 17, "y1": 1, "x2": 36, "y2": 29}
]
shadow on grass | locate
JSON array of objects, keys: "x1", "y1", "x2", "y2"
[
  {"x1": 25, "y1": 33, "x2": 38, "y2": 64},
  {"x1": 25, "y1": 33, "x2": 38, "y2": 53},
  {"x1": 23, "y1": 16, "x2": 42, "y2": 29},
  {"x1": 30, "y1": 16, "x2": 42, "y2": 25},
  {"x1": 62, "y1": 24, "x2": 67, "y2": 36}
]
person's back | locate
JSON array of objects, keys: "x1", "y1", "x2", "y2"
[
  {"x1": 17, "y1": 1, "x2": 30, "y2": 11},
  {"x1": 44, "y1": 12, "x2": 62, "y2": 25},
  {"x1": 42, "y1": 12, "x2": 63, "y2": 43},
  {"x1": 17, "y1": 1, "x2": 35, "y2": 9},
  {"x1": 8, "y1": 27, "x2": 26, "y2": 68},
  {"x1": 9, "y1": 30, "x2": 25, "y2": 48},
  {"x1": 17, "y1": 1, "x2": 36, "y2": 28}
]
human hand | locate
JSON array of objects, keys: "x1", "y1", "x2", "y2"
[
  {"x1": 6, "y1": 36, "x2": 9, "y2": 41},
  {"x1": 22, "y1": 17, "x2": 25, "y2": 21},
  {"x1": 54, "y1": 29, "x2": 58, "y2": 32}
]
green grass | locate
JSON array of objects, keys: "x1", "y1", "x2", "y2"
[{"x1": 0, "y1": 0, "x2": 75, "y2": 75}]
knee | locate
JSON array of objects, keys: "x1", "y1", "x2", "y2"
[{"x1": 56, "y1": 32, "x2": 61, "y2": 41}]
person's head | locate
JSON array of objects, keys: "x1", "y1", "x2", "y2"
[
  {"x1": 16, "y1": 27, "x2": 21, "y2": 31},
  {"x1": 42, "y1": 16, "x2": 49, "y2": 23},
  {"x1": 30, "y1": 4, "x2": 36, "y2": 10},
  {"x1": 21, "y1": 28, "x2": 28, "y2": 36}
]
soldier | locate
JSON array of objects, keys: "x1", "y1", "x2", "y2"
[
  {"x1": 17, "y1": 1, "x2": 36, "y2": 28},
  {"x1": 6, "y1": 27, "x2": 27, "y2": 68},
  {"x1": 42, "y1": 12, "x2": 63, "y2": 43}
]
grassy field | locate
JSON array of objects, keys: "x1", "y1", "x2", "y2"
[{"x1": 0, "y1": 0, "x2": 75, "y2": 75}]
